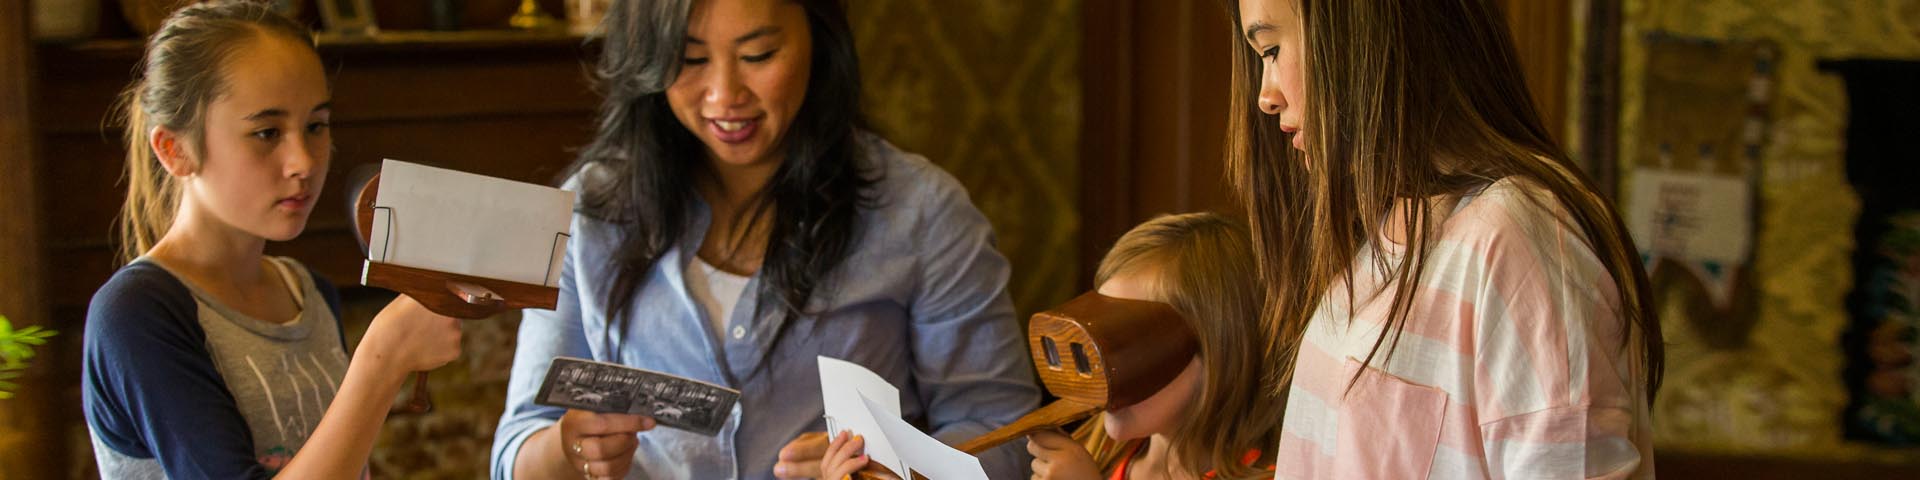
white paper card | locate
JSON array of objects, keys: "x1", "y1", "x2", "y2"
[
  {"x1": 818, "y1": 356, "x2": 906, "y2": 477},
  {"x1": 861, "y1": 395, "x2": 990, "y2": 480},
  {"x1": 1625, "y1": 169, "x2": 1753, "y2": 264},
  {"x1": 819, "y1": 356, "x2": 986, "y2": 480},
  {"x1": 369, "y1": 159, "x2": 575, "y2": 286}
]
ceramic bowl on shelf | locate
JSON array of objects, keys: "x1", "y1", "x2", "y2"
[{"x1": 32, "y1": 0, "x2": 100, "y2": 42}]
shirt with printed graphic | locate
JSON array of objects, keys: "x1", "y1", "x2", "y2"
[{"x1": 83, "y1": 257, "x2": 353, "y2": 479}]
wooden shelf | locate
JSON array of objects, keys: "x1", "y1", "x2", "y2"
[
  {"x1": 317, "y1": 29, "x2": 596, "y2": 49},
  {"x1": 40, "y1": 29, "x2": 598, "y2": 61},
  {"x1": 1658, "y1": 445, "x2": 1920, "y2": 479}
]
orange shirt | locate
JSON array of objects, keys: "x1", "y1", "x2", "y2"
[{"x1": 1108, "y1": 442, "x2": 1269, "y2": 480}]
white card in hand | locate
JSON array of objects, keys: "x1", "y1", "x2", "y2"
[
  {"x1": 366, "y1": 159, "x2": 574, "y2": 286},
  {"x1": 819, "y1": 356, "x2": 988, "y2": 480},
  {"x1": 818, "y1": 356, "x2": 906, "y2": 477},
  {"x1": 861, "y1": 395, "x2": 989, "y2": 480}
]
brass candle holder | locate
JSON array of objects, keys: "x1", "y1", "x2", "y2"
[{"x1": 509, "y1": 0, "x2": 561, "y2": 31}]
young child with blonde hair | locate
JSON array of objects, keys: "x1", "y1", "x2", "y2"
[{"x1": 821, "y1": 212, "x2": 1284, "y2": 479}]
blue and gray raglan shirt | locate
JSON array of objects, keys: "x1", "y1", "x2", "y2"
[{"x1": 83, "y1": 256, "x2": 350, "y2": 479}]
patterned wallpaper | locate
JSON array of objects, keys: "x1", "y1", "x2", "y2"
[
  {"x1": 363, "y1": 1, "x2": 1083, "y2": 477},
  {"x1": 851, "y1": 0, "x2": 1083, "y2": 317},
  {"x1": 1615, "y1": 0, "x2": 1920, "y2": 456}
]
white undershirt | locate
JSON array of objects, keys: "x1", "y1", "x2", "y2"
[{"x1": 684, "y1": 256, "x2": 751, "y2": 339}]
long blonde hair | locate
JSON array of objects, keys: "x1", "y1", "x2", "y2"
[
  {"x1": 113, "y1": 1, "x2": 316, "y2": 263},
  {"x1": 1221, "y1": 0, "x2": 1662, "y2": 403},
  {"x1": 1073, "y1": 212, "x2": 1280, "y2": 480}
]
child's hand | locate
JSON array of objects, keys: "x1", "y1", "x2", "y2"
[
  {"x1": 818, "y1": 430, "x2": 875, "y2": 480},
  {"x1": 1027, "y1": 429, "x2": 1100, "y2": 480},
  {"x1": 356, "y1": 295, "x2": 463, "y2": 374}
]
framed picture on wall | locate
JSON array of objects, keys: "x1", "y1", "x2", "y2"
[{"x1": 317, "y1": 0, "x2": 378, "y2": 36}]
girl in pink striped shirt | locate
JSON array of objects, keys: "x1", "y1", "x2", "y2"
[{"x1": 1223, "y1": 0, "x2": 1664, "y2": 478}]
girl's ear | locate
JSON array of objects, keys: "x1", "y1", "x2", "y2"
[{"x1": 149, "y1": 126, "x2": 194, "y2": 177}]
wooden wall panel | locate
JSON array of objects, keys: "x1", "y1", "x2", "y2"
[
  {"x1": 1504, "y1": 0, "x2": 1573, "y2": 140},
  {"x1": 1079, "y1": 0, "x2": 1132, "y2": 287},
  {"x1": 1081, "y1": 0, "x2": 1236, "y2": 287},
  {"x1": 0, "y1": 0, "x2": 53, "y2": 477},
  {"x1": 1, "y1": 0, "x2": 44, "y2": 320}
]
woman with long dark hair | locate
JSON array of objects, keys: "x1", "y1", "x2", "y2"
[
  {"x1": 1225, "y1": 0, "x2": 1663, "y2": 478},
  {"x1": 490, "y1": 0, "x2": 1038, "y2": 478}
]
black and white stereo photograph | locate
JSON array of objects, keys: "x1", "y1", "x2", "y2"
[{"x1": 534, "y1": 357, "x2": 741, "y2": 437}]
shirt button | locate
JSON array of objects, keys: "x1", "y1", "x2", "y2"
[{"x1": 731, "y1": 325, "x2": 747, "y2": 339}]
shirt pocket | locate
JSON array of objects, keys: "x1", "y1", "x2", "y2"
[{"x1": 1332, "y1": 358, "x2": 1449, "y2": 480}]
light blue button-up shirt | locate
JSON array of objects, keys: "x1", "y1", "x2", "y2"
[{"x1": 491, "y1": 136, "x2": 1041, "y2": 479}]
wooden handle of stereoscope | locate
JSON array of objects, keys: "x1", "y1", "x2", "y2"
[
  {"x1": 845, "y1": 399, "x2": 1098, "y2": 480},
  {"x1": 953, "y1": 398, "x2": 1099, "y2": 454}
]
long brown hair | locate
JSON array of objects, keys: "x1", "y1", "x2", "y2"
[
  {"x1": 113, "y1": 0, "x2": 317, "y2": 263},
  {"x1": 1221, "y1": 0, "x2": 1663, "y2": 404},
  {"x1": 574, "y1": 0, "x2": 874, "y2": 356},
  {"x1": 1074, "y1": 213, "x2": 1280, "y2": 479}
]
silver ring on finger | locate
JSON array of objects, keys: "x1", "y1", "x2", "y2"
[{"x1": 573, "y1": 441, "x2": 584, "y2": 455}]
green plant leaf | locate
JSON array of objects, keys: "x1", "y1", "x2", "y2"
[
  {"x1": 0, "y1": 344, "x2": 29, "y2": 360},
  {"x1": 0, "y1": 315, "x2": 52, "y2": 400}
]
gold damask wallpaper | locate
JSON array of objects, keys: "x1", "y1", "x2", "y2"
[
  {"x1": 1614, "y1": 0, "x2": 1920, "y2": 456},
  {"x1": 852, "y1": 0, "x2": 1082, "y2": 317},
  {"x1": 360, "y1": 1, "x2": 1082, "y2": 478}
]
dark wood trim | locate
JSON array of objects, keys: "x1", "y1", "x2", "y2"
[
  {"x1": 1078, "y1": 0, "x2": 1235, "y2": 291},
  {"x1": 45, "y1": 30, "x2": 597, "y2": 61},
  {"x1": 0, "y1": 0, "x2": 42, "y2": 321},
  {"x1": 1079, "y1": 0, "x2": 1136, "y2": 289},
  {"x1": 1503, "y1": 0, "x2": 1572, "y2": 142},
  {"x1": 0, "y1": 0, "x2": 54, "y2": 476},
  {"x1": 1659, "y1": 449, "x2": 1920, "y2": 479},
  {"x1": 1581, "y1": 0, "x2": 1624, "y2": 196}
]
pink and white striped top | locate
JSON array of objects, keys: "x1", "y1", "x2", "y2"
[{"x1": 1274, "y1": 178, "x2": 1655, "y2": 479}]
